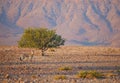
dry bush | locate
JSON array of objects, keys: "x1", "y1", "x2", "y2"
[
  {"x1": 54, "y1": 75, "x2": 67, "y2": 80},
  {"x1": 76, "y1": 70, "x2": 104, "y2": 79},
  {"x1": 59, "y1": 66, "x2": 72, "y2": 71}
]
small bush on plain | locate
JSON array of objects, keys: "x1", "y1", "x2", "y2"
[
  {"x1": 54, "y1": 75, "x2": 67, "y2": 80},
  {"x1": 59, "y1": 66, "x2": 72, "y2": 71},
  {"x1": 77, "y1": 70, "x2": 104, "y2": 79}
]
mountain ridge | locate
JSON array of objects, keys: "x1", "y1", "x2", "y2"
[{"x1": 0, "y1": 0, "x2": 120, "y2": 47}]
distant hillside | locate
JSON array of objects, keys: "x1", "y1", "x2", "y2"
[{"x1": 0, "y1": 0, "x2": 120, "y2": 47}]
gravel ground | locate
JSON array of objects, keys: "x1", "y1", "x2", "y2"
[{"x1": 0, "y1": 46, "x2": 120, "y2": 83}]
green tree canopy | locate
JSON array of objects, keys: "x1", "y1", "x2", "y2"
[{"x1": 18, "y1": 28, "x2": 65, "y2": 56}]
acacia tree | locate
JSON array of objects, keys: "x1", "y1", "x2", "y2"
[{"x1": 18, "y1": 28, "x2": 65, "y2": 56}]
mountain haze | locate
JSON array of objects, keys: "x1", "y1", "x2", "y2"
[{"x1": 0, "y1": 0, "x2": 120, "y2": 47}]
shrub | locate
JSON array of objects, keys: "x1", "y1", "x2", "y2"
[
  {"x1": 54, "y1": 75, "x2": 67, "y2": 80},
  {"x1": 59, "y1": 66, "x2": 72, "y2": 71},
  {"x1": 77, "y1": 70, "x2": 104, "y2": 79},
  {"x1": 89, "y1": 71, "x2": 104, "y2": 78},
  {"x1": 77, "y1": 71, "x2": 88, "y2": 78}
]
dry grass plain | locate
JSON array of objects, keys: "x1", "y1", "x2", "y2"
[{"x1": 0, "y1": 46, "x2": 120, "y2": 83}]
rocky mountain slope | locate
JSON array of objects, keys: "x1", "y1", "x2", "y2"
[{"x1": 0, "y1": 0, "x2": 120, "y2": 46}]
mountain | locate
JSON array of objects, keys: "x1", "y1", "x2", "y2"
[{"x1": 0, "y1": 0, "x2": 120, "y2": 47}]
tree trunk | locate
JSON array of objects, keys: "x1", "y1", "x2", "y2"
[{"x1": 41, "y1": 49, "x2": 45, "y2": 56}]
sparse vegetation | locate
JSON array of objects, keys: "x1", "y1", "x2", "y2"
[
  {"x1": 54, "y1": 75, "x2": 67, "y2": 80},
  {"x1": 76, "y1": 70, "x2": 104, "y2": 79},
  {"x1": 59, "y1": 66, "x2": 72, "y2": 71},
  {"x1": 0, "y1": 46, "x2": 120, "y2": 82},
  {"x1": 77, "y1": 71, "x2": 87, "y2": 78}
]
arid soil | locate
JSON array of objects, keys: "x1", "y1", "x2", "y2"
[{"x1": 0, "y1": 46, "x2": 120, "y2": 83}]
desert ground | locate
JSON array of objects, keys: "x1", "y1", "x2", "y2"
[{"x1": 0, "y1": 46, "x2": 120, "y2": 83}]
